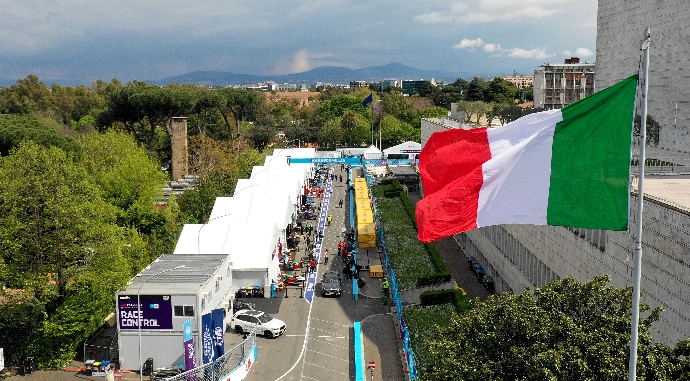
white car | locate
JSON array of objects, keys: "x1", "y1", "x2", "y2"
[{"x1": 230, "y1": 309, "x2": 286, "y2": 338}]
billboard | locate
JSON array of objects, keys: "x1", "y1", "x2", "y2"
[{"x1": 117, "y1": 294, "x2": 173, "y2": 330}]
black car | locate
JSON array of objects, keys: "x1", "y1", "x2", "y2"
[
  {"x1": 321, "y1": 271, "x2": 342, "y2": 297},
  {"x1": 232, "y1": 300, "x2": 256, "y2": 314},
  {"x1": 151, "y1": 368, "x2": 183, "y2": 380}
]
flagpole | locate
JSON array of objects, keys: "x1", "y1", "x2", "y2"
[{"x1": 629, "y1": 27, "x2": 650, "y2": 381}]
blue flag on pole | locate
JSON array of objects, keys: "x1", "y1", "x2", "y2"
[
  {"x1": 211, "y1": 308, "x2": 225, "y2": 360},
  {"x1": 201, "y1": 313, "x2": 214, "y2": 364},
  {"x1": 362, "y1": 93, "x2": 373, "y2": 107}
]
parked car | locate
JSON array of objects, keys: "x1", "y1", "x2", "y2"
[
  {"x1": 482, "y1": 275, "x2": 495, "y2": 292},
  {"x1": 468, "y1": 256, "x2": 479, "y2": 270},
  {"x1": 230, "y1": 309, "x2": 286, "y2": 338},
  {"x1": 472, "y1": 264, "x2": 485, "y2": 280},
  {"x1": 321, "y1": 271, "x2": 342, "y2": 297},
  {"x1": 150, "y1": 368, "x2": 183, "y2": 380},
  {"x1": 232, "y1": 300, "x2": 256, "y2": 314}
]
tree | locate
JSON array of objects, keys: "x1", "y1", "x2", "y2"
[
  {"x1": 79, "y1": 131, "x2": 168, "y2": 239},
  {"x1": 465, "y1": 77, "x2": 489, "y2": 102},
  {"x1": 379, "y1": 115, "x2": 417, "y2": 148},
  {"x1": 341, "y1": 110, "x2": 360, "y2": 147},
  {"x1": 486, "y1": 77, "x2": 517, "y2": 104},
  {"x1": 0, "y1": 114, "x2": 81, "y2": 156},
  {"x1": 382, "y1": 91, "x2": 416, "y2": 125},
  {"x1": 247, "y1": 124, "x2": 277, "y2": 150},
  {"x1": 319, "y1": 118, "x2": 345, "y2": 149},
  {"x1": 423, "y1": 276, "x2": 690, "y2": 381},
  {"x1": 0, "y1": 75, "x2": 54, "y2": 115}
]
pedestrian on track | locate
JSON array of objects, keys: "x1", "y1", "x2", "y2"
[{"x1": 324, "y1": 249, "x2": 329, "y2": 264}]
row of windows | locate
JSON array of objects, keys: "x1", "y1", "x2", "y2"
[{"x1": 173, "y1": 305, "x2": 195, "y2": 317}]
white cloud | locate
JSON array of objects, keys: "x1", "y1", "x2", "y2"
[
  {"x1": 289, "y1": 50, "x2": 312, "y2": 73},
  {"x1": 562, "y1": 50, "x2": 572, "y2": 56},
  {"x1": 484, "y1": 43, "x2": 502, "y2": 53},
  {"x1": 454, "y1": 38, "x2": 484, "y2": 49},
  {"x1": 415, "y1": 0, "x2": 575, "y2": 24},
  {"x1": 414, "y1": 12, "x2": 453, "y2": 24},
  {"x1": 574, "y1": 47, "x2": 594, "y2": 57},
  {"x1": 508, "y1": 47, "x2": 550, "y2": 60}
]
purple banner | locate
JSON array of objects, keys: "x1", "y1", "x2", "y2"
[
  {"x1": 117, "y1": 295, "x2": 173, "y2": 330},
  {"x1": 201, "y1": 313, "x2": 214, "y2": 364},
  {"x1": 183, "y1": 319, "x2": 196, "y2": 371},
  {"x1": 212, "y1": 309, "x2": 225, "y2": 360}
]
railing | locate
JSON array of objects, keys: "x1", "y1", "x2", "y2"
[
  {"x1": 160, "y1": 333, "x2": 256, "y2": 381},
  {"x1": 365, "y1": 168, "x2": 418, "y2": 380}
]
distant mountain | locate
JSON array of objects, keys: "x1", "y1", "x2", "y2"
[{"x1": 153, "y1": 63, "x2": 475, "y2": 87}]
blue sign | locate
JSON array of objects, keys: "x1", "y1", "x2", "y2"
[
  {"x1": 305, "y1": 168, "x2": 333, "y2": 304},
  {"x1": 288, "y1": 157, "x2": 362, "y2": 164}
]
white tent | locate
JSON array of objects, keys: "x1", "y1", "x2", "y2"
[
  {"x1": 363, "y1": 145, "x2": 383, "y2": 160},
  {"x1": 383, "y1": 141, "x2": 421, "y2": 160}
]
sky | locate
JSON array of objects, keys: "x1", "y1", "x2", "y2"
[{"x1": 1, "y1": 0, "x2": 598, "y2": 86}]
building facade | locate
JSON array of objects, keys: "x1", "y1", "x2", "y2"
[
  {"x1": 533, "y1": 58, "x2": 595, "y2": 109},
  {"x1": 597, "y1": 0, "x2": 690, "y2": 154},
  {"x1": 502, "y1": 72, "x2": 534, "y2": 89}
]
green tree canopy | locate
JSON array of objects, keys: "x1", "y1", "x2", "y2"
[
  {"x1": 0, "y1": 114, "x2": 81, "y2": 157},
  {"x1": 79, "y1": 130, "x2": 168, "y2": 236},
  {"x1": 423, "y1": 276, "x2": 690, "y2": 381}
]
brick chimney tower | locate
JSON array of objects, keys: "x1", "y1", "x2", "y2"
[{"x1": 170, "y1": 117, "x2": 188, "y2": 181}]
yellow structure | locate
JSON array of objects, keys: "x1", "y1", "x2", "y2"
[{"x1": 354, "y1": 178, "x2": 376, "y2": 248}]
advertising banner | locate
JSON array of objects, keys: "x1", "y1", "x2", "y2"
[
  {"x1": 212, "y1": 308, "x2": 225, "y2": 360},
  {"x1": 117, "y1": 295, "x2": 173, "y2": 330},
  {"x1": 201, "y1": 313, "x2": 215, "y2": 364},
  {"x1": 183, "y1": 319, "x2": 196, "y2": 371}
]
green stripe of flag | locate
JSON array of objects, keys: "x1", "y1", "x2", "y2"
[{"x1": 547, "y1": 75, "x2": 638, "y2": 230}]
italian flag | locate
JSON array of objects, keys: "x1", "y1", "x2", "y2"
[{"x1": 416, "y1": 75, "x2": 638, "y2": 243}]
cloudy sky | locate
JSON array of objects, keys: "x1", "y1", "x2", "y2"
[{"x1": 1, "y1": 0, "x2": 597, "y2": 85}]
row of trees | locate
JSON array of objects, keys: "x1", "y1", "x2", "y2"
[{"x1": 0, "y1": 114, "x2": 263, "y2": 367}]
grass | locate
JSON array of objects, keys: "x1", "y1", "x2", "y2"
[
  {"x1": 403, "y1": 303, "x2": 458, "y2": 375},
  {"x1": 375, "y1": 197, "x2": 435, "y2": 290}
]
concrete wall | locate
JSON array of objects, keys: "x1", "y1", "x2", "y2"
[
  {"x1": 455, "y1": 194, "x2": 690, "y2": 346},
  {"x1": 596, "y1": 0, "x2": 690, "y2": 153}
]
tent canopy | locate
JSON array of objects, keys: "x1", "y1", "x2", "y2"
[
  {"x1": 363, "y1": 145, "x2": 383, "y2": 160},
  {"x1": 383, "y1": 141, "x2": 421, "y2": 156}
]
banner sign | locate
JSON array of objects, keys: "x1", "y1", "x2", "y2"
[
  {"x1": 401, "y1": 149, "x2": 421, "y2": 154},
  {"x1": 212, "y1": 308, "x2": 225, "y2": 360},
  {"x1": 288, "y1": 157, "x2": 362, "y2": 164},
  {"x1": 117, "y1": 295, "x2": 172, "y2": 330},
  {"x1": 201, "y1": 313, "x2": 215, "y2": 364},
  {"x1": 305, "y1": 168, "x2": 332, "y2": 304},
  {"x1": 183, "y1": 319, "x2": 196, "y2": 371}
]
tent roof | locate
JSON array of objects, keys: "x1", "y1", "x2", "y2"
[
  {"x1": 383, "y1": 141, "x2": 421, "y2": 154},
  {"x1": 363, "y1": 145, "x2": 382, "y2": 154}
]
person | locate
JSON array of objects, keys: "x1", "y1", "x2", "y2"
[
  {"x1": 324, "y1": 249, "x2": 329, "y2": 264},
  {"x1": 327, "y1": 215, "x2": 332, "y2": 225},
  {"x1": 341, "y1": 227, "x2": 347, "y2": 237},
  {"x1": 339, "y1": 199, "x2": 343, "y2": 208},
  {"x1": 309, "y1": 258, "x2": 316, "y2": 273},
  {"x1": 339, "y1": 175, "x2": 342, "y2": 182},
  {"x1": 382, "y1": 277, "x2": 390, "y2": 298},
  {"x1": 343, "y1": 265, "x2": 351, "y2": 279}
]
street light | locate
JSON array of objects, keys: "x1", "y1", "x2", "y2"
[{"x1": 138, "y1": 265, "x2": 185, "y2": 381}]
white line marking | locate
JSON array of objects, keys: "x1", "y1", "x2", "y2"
[
  {"x1": 308, "y1": 337, "x2": 352, "y2": 351},
  {"x1": 307, "y1": 349, "x2": 350, "y2": 362},
  {"x1": 304, "y1": 362, "x2": 350, "y2": 376}
]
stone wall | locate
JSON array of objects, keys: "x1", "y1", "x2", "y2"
[
  {"x1": 455, "y1": 193, "x2": 690, "y2": 346},
  {"x1": 596, "y1": 0, "x2": 690, "y2": 154}
]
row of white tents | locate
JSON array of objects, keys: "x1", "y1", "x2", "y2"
[{"x1": 173, "y1": 148, "x2": 317, "y2": 291}]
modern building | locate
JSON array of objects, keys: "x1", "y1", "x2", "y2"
[
  {"x1": 402, "y1": 79, "x2": 433, "y2": 96},
  {"x1": 533, "y1": 57, "x2": 595, "y2": 109},
  {"x1": 502, "y1": 72, "x2": 534, "y2": 88},
  {"x1": 597, "y1": 0, "x2": 690, "y2": 154}
]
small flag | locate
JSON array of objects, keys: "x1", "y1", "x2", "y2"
[{"x1": 362, "y1": 93, "x2": 373, "y2": 107}]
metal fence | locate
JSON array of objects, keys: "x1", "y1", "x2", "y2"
[
  {"x1": 159, "y1": 333, "x2": 255, "y2": 381},
  {"x1": 365, "y1": 170, "x2": 419, "y2": 380}
]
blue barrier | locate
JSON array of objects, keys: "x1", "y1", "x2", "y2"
[{"x1": 354, "y1": 322, "x2": 366, "y2": 381}]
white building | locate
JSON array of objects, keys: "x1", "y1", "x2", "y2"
[{"x1": 533, "y1": 57, "x2": 595, "y2": 110}]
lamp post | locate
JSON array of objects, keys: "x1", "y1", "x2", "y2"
[{"x1": 138, "y1": 265, "x2": 185, "y2": 381}]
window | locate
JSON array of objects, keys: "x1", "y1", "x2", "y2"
[
  {"x1": 215, "y1": 279, "x2": 220, "y2": 293},
  {"x1": 174, "y1": 305, "x2": 195, "y2": 317}
]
